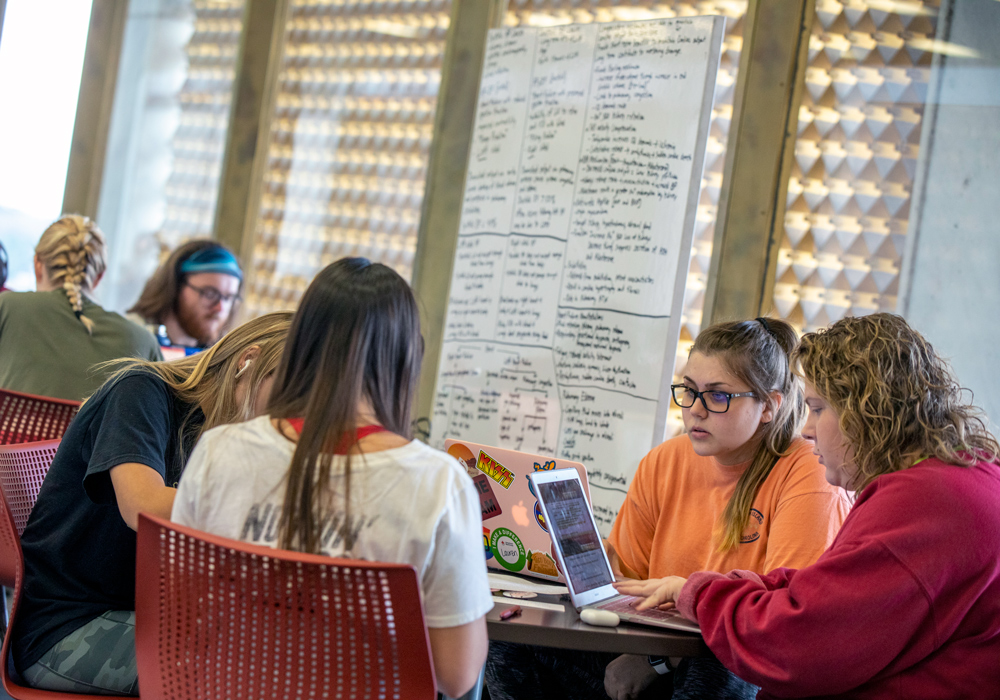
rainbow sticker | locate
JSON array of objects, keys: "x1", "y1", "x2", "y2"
[{"x1": 483, "y1": 526, "x2": 494, "y2": 560}]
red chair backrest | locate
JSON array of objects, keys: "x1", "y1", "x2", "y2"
[
  {"x1": 0, "y1": 441, "x2": 59, "y2": 588},
  {"x1": 0, "y1": 441, "x2": 59, "y2": 539},
  {"x1": 0, "y1": 441, "x2": 118, "y2": 699},
  {"x1": 135, "y1": 514, "x2": 438, "y2": 700},
  {"x1": 0, "y1": 390, "x2": 80, "y2": 446}
]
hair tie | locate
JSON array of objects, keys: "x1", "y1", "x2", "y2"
[{"x1": 756, "y1": 317, "x2": 777, "y2": 339}]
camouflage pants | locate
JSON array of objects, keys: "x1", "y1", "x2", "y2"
[{"x1": 23, "y1": 610, "x2": 139, "y2": 696}]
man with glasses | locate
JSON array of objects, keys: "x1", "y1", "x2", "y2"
[{"x1": 128, "y1": 240, "x2": 243, "y2": 356}]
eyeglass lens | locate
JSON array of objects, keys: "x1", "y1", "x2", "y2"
[
  {"x1": 189, "y1": 284, "x2": 237, "y2": 305},
  {"x1": 672, "y1": 386, "x2": 730, "y2": 413}
]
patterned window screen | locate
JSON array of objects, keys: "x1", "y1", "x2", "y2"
[
  {"x1": 244, "y1": 0, "x2": 452, "y2": 317},
  {"x1": 160, "y1": 0, "x2": 245, "y2": 250},
  {"x1": 773, "y1": 0, "x2": 939, "y2": 331},
  {"x1": 503, "y1": 0, "x2": 748, "y2": 435},
  {"x1": 239, "y1": 0, "x2": 744, "y2": 434}
]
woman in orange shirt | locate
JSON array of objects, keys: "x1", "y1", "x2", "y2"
[{"x1": 486, "y1": 318, "x2": 850, "y2": 700}]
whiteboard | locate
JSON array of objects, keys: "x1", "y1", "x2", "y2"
[{"x1": 428, "y1": 17, "x2": 725, "y2": 534}]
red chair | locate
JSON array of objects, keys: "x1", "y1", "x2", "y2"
[
  {"x1": 0, "y1": 441, "x2": 59, "y2": 549},
  {"x1": 135, "y1": 513, "x2": 438, "y2": 700},
  {"x1": 0, "y1": 442, "x2": 118, "y2": 699},
  {"x1": 0, "y1": 390, "x2": 80, "y2": 446}
]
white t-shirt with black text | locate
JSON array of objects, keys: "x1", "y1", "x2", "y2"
[{"x1": 172, "y1": 415, "x2": 493, "y2": 628}]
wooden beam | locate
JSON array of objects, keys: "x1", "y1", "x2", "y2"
[
  {"x1": 61, "y1": 0, "x2": 129, "y2": 218},
  {"x1": 703, "y1": 0, "x2": 814, "y2": 323},
  {"x1": 213, "y1": 0, "x2": 289, "y2": 265},
  {"x1": 411, "y1": 0, "x2": 508, "y2": 428}
]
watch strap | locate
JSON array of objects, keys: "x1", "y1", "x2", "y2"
[{"x1": 647, "y1": 655, "x2": 673, "y2": 675}]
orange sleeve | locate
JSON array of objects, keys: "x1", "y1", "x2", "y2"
[
  {"x1": 762, "y1": 443, "x2": 852, "y2": 572},
  {"x1": 608, "y1": 447, "x2": 662, "y2": 580}
]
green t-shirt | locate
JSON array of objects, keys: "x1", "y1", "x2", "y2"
[{"x1": 0, "y1": 290, "x2": 163, "y2": 401}]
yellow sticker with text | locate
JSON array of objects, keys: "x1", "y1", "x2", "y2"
[{"x1": 476, "y1": 449, "x2": 515, "y2": 489}]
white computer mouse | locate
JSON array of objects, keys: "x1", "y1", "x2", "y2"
[{"x1": 579, "y1": 608, "x2": 620, "y2": 627}]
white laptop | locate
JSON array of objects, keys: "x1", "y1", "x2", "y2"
[{"x1": 529, "y1": 468, "x2": 701, "y2": 634}]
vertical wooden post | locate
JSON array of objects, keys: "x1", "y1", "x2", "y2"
[
  {"x1": 702, "y1": 0, "x2": 814, "y2": 323},
  {"x1": 212, "y1": 0, "x2": 289, "y2": 266},
  {"x1": 61, "y1": 0, "x2": 129, "y2": 218},
  {"x1": 411, "y1": 0, "x2": 509, "y2": 427}
]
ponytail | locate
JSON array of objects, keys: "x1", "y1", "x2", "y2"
[{"x1": 35, "y1": 215, "x2": 107, "y2": 334}]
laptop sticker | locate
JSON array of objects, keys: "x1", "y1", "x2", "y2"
[
  {"x1": 447, "y1": 442, "x2": 479, "y2": 478},
  {"x1": 490, "y1": 527, "x2": 526, "y2": 572},
  {"x1": 526, "y1": 550, "x2": 559, "y2": 578},
  {"x1": 533, "y1": 501, "x2": 548, "y2": 532},
  {"x1": 529, "y1": 461, "x2": 557, "y2": 531},
  {"x1": 476, "y1": 450, "x2": 515, "y2": 489},
  {"x1": 483, "y1": 526, "x2": 494, "y2": 560},
  {"x1": 474, "y1": 473, "x2": 503, "y2": 521}
]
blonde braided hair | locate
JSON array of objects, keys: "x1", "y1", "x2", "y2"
[{"x1": 35, "y1": 215, "x2": 107, "y2": 334}]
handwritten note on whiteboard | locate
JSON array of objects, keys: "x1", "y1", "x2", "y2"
[{"x1": 429, "y1": 17, "x2": 724, "y2": 534}]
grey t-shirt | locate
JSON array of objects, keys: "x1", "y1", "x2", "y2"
[{"x1": 0, "y1": 289, "x2": 162, "y2": 401}]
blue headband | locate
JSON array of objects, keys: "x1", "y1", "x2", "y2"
[{"x1": 179, "y1": 246, "x2": 243, "y2": 281}]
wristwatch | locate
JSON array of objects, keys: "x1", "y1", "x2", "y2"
[{"x1": 647, "y1": 655, "x2": 673, "y2": 675}]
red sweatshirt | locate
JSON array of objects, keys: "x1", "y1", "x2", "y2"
[{"x1": 677, "y1": 457, "x2": 1000, "y2": 699}]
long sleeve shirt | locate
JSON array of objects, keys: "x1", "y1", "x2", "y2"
[{"x1": 677, "y1": 456, "x2": 1000, "y2": 699}]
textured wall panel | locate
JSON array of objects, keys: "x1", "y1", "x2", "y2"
[
  {"x1": 160, "y1": 1, "x2": 245, "y2": 249},
  {"x1": 244, "y1": 0, "x2": 452, "y2": 316},
  {"x1": 773, "y1": 0, "x2": 939, "y2": 332}
]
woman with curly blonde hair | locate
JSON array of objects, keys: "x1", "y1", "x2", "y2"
[
  {"x1": 0, "y1": 215, "x2": 161, "y2": 400},
  {"x1": 617, "y1": 313, "x2": 1000, "y2": 699}
]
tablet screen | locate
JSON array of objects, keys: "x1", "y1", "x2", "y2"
[{"x1": 536, "y1": 478, "x2": 613, "y2": 594}]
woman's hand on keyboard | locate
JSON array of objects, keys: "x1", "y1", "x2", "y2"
[{"x1": 613, "y1": 576, "x2": 688, "y2": 611}]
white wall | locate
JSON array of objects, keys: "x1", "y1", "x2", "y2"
[{"x1": 902, "y1": 0, "x2": 1000, "y2": 430}]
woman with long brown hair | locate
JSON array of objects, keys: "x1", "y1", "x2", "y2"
[
  {"x1": 12, "y1": 312, "x2": 292, "y2": 695},
  {"x1": 487, "y1": 318, "x2": 850, "y2": 700},
  {"x1": 617, "y1": 313, "x2": 1000, "y2": 698},
  {"x1": 172, "y1": 258, "x2": 492, "y2": 698}
]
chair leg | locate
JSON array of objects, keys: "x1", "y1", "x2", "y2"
[{"x1": 439, "y1": 663, "x2": 485, "y2": 700}]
